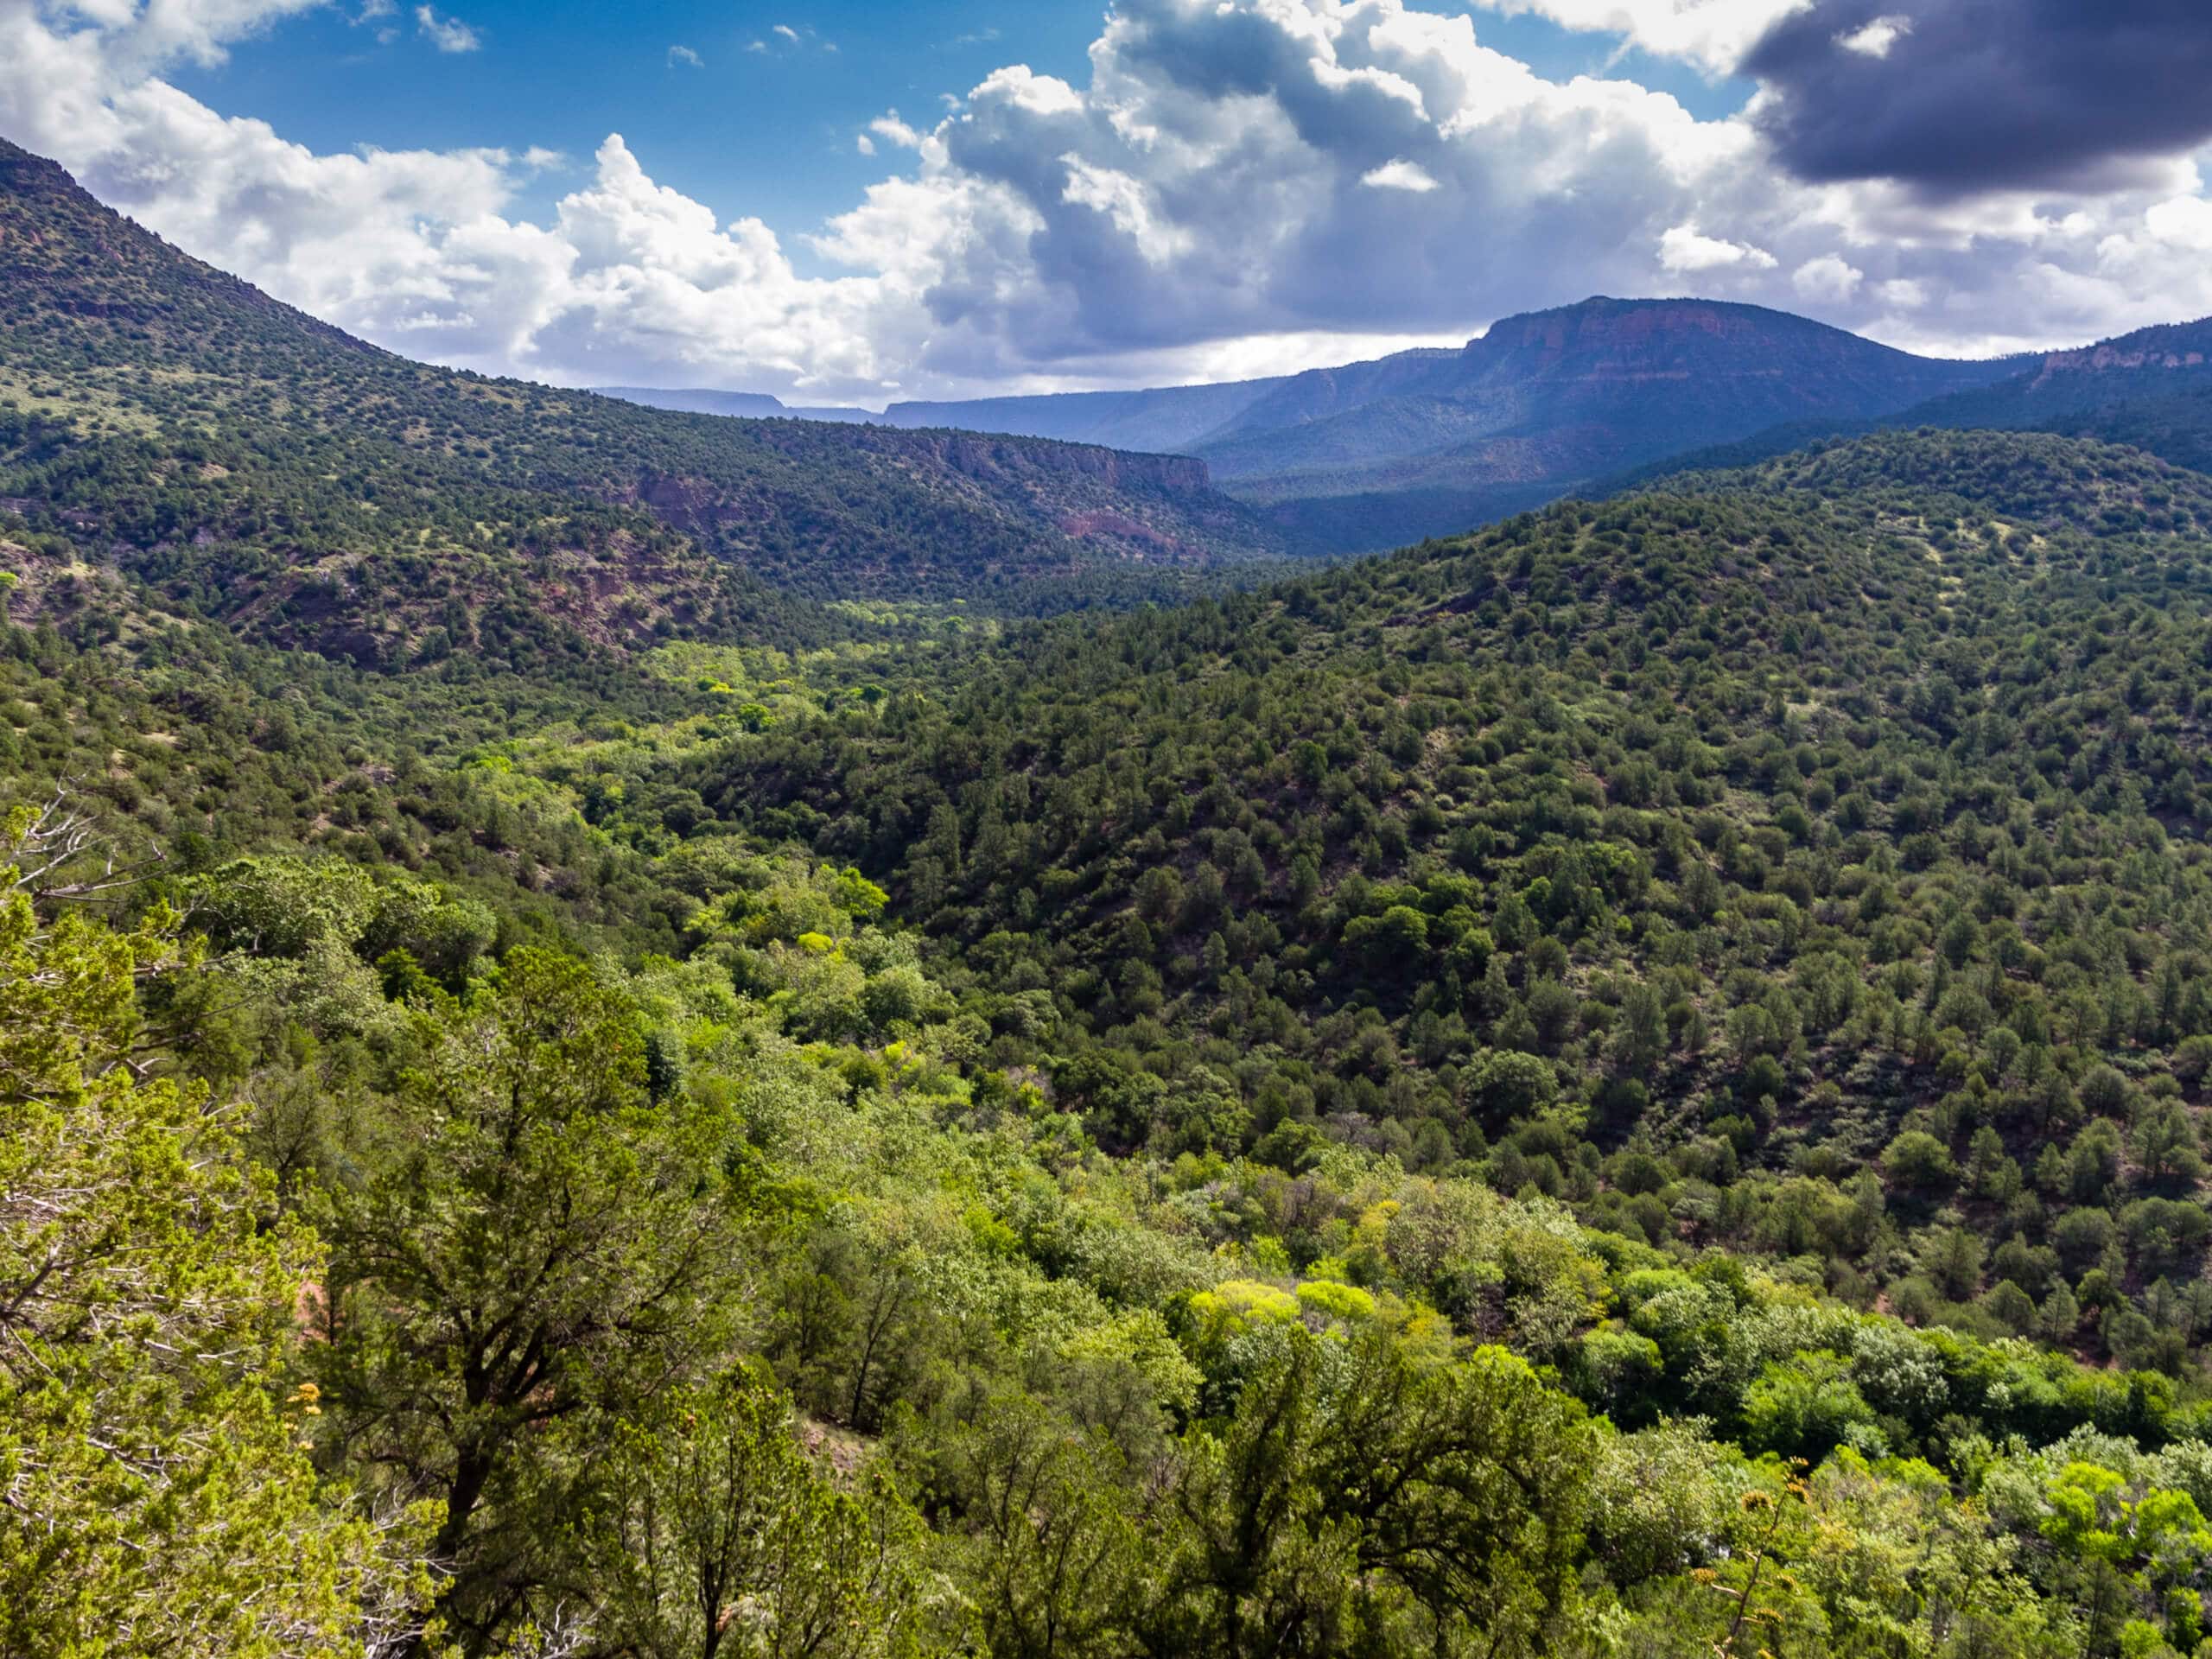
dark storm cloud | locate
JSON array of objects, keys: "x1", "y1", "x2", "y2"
[{"x1": 1745, "y1": 0, "x2": 2212, "y2": 193}]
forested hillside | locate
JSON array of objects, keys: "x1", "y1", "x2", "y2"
[
  {"x1": 662, "y1": 429, "x2": 2212, "y2": 1364},
  {"x1": 1616, "y1": 316, "x2": 2212, "y2": 499},
  {"x1": 20, "y1": 132, "x2": 2212, "y2": 1659},
  {"x1": 1901, "y1": 321, "x2": 2212, "y2": 480},
  {"x1": 0, "y1": 138, "x2": 1288, "y2": 628}
]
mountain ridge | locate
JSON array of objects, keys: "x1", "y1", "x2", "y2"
[
  {"x1": 0, "y1": 133, "x2": 1295, "y2": 637},
  {"x1": 606, "y1": 295, "x2": 2042, "y2": 551},
  {"x1": 884, "y1": 374, "x2": 1296, "y2": 454},
  {"x1": 1194, "y1": 296, "x2": 2036, "y2": 526},
  {"x1": 1597, "y1": 313, "x2": 2212, "y2": 496}
]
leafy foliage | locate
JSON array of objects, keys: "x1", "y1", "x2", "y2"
[{"x1": 0, "y1": 812, "x2": 429, "y2": 1658}]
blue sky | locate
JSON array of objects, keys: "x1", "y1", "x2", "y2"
[
  {"x1": 167, "y1": 1, "x2": 1756, "y2": 280},
  {"x1": 9, "y1": 0, "x2": 2210, "y2": 402},
  {"x1": 170, "y1": 2, "x2": 1121, "y2": 251}
]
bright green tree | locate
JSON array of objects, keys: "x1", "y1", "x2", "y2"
[
  {"x1": 311, "y1": 949, "x2": 741, "y2": 1653},
  {"x1": 582, "y1": 1367, "x2": 935, "y2": 1659},
  {"x1": 0, "y1": 818, "x2": 431, "y2": 1657}
]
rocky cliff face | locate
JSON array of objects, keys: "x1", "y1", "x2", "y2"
[
  {"x1": 615, "y1": 427, "x2": 1253, "y2": 573},
  {"x1": 2031, "y1": 319, "x2": 2212, "y2": 385},
  {"x1": 868, "y1": 429, "x2": 1217, "y2": 495}
]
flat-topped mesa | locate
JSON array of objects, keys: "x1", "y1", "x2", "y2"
[{"x1": 1463, "y1": 296, "x2": 1948, "y2": 380}]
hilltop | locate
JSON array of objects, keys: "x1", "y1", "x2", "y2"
[
  {"x1": 1901, "y1": 315, "x2": 2212, "y2": 476},
  {"x1": 1201, "y1": 297, "x2": 2024, "y2": 539}
]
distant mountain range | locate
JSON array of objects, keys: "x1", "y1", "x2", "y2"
[
  {"x1": 885, "y1": 377, "x2": 1301, "y2": 454},
  {"x1": 594, "y1": 387, "x2": 877, "y2": 424},
  {"x1": 603, "y1": 297, "x2": 2040, "y2": 550}
]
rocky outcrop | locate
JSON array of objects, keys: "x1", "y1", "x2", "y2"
[
  {"x1": 2031, "y1": 329, "x2": 2212, "y2": 387},
  {"x1": 874, "y1": 429, "x2": 1216, "y2": 494}
]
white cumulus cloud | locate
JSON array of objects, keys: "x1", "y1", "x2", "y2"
[
  {"x1": 415, "y1": 6, "x2": 479, "y2": 54},
  {"x1": 2, "y1": 0, "x2": 2209, "y2": 402},
  {"x1": 1793, "y1": 252, "x2": 1864, "y2": 302},
  {"x1": 1659, "y1": 223, "x2": 1777, "y2": 270},
  {"x1": 1362, "y1": 159, "x2": 1440, "y2": 193},
  {"x1": 2145, "y1": 194, "x2": 2212, "y2": 252},
  {"x1": 868, "y1": 112, "x2": 925, "y2": 150},
  {"x1": 1835, "y1": 14, "x2": 1910, "y2": 57}
]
